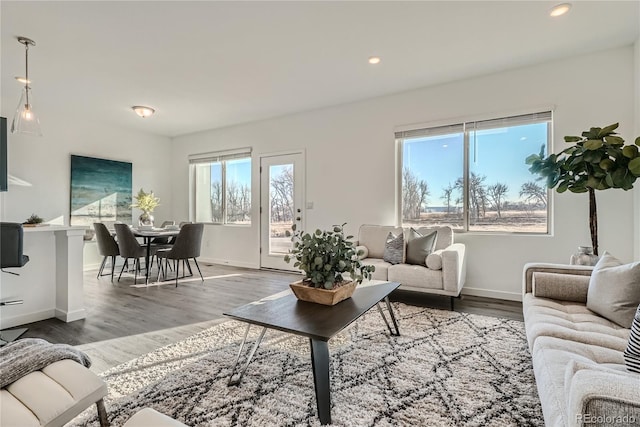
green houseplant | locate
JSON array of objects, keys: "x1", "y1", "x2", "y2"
[
  {"x1": 23, "y1": 213, "x2": 44, "y2": 226},
  {"x1": 284, "y1": 223, "x2": 375, "y2": 305},
  {"x1": 131, "y1": 188, "x2": 160, "y2": 226},
  {"x1": 526, "y1": 123, "x2": 640, "y2": 255}
]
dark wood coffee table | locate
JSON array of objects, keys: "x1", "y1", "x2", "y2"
[{"x1": 223, "y1": 281, "x2": 400, "y2": 425}]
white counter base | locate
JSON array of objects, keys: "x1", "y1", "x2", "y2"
[{"x1": 0, "y1": 226, "x2": 86, "y2": 328}]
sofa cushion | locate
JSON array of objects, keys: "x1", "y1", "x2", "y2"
[
  {"x1": 587, "y1": 252, "x2": 640, "y2": 328},
  {"x1": 361, "y1": 258, "x2": 392, "y2": 281},
  {"x1": 532, "y1": 272, "x2": 589, "y2": 303},
  {"x1": 531, "y1": 336, "x2": 628, "y2": 427},
  {"x1": 624, "y1": 305, "x2": 640, "y2": 373},
  {"x1": 358, "y1": 225, "x2": 403, "y2": 259},
  {"x1": 405, "y1": 228, "x2": 437, "y2": 266},
  {"x1": 388, "y1": 264, "x2": 443, "y2": 290},
  {"x1": 383, "y1": 232, "x2": 403, "y2": 265},
  {"x1": 523, "y1": 293, "x2": 630, "y2": 352},
  {"x1": 415, "y1": 226, "x2": 453, "y2": 251},
  {"x1": 124, "y1": 408, "x2": 188, "y2": 427},
  {"x1": 1, "y1": 359, "x2": 107, "y2": 427}
]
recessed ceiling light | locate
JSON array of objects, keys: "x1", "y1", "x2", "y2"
[
  {"x1": 550, "y1": 3, "x2": 571, "y2": 17},
  {"x1": 132, "y1": 106, "x2": 155, "y2": 118},
  {"x1": 368, "y1": 56, "x2": 381, "y2": 65},
  {"x1": 15, "y1": 76, "x2": 31, "y2": 84}
]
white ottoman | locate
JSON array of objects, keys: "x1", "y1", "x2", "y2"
[
  {"x1": 124, "y1": 408, "x2": 189, "y2": 426},
  {"x1": 0, "y1": 359, "x2": 108, "y2": 427}
]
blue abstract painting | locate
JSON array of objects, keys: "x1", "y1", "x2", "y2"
[{"x1": 70, "y1": 155, "x2": 132, "y2": 226}]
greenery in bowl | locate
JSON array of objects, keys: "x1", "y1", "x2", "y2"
[
  {"x1": 131, "y1": 188, "x2": 160, "y2": 212},
  {"x1": 24, "y1": 214, "x2": 44, "y2": 225},
  {"x1": 284, "y1": 223, "x2": 375, "y2": 289}
]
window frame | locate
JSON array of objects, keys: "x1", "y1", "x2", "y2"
[
  {"x1": 396, "y1": 110, "x2": 553, "y2": 235},
  {"x1": 189, "y1": 148, "x2": 252, "y2": 226}
]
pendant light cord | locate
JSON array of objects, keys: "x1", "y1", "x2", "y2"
[{"x1": 24, "y1": 42, "x2": 30, "y2": 106}]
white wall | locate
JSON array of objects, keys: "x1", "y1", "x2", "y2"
[
  {"x1": 0, "y1": 106, "x2": 173, "y2": 269},
  {"x1": 171, "y1": 46, "x2": 636, "y2": 301}
]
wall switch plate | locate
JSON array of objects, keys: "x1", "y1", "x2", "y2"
[{"x1": 306, "y1": 201, "x2": 314, "y2": 209}]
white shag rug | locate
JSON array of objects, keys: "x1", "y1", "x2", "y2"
[{"x1": 71, "y1": 303, "x2": 542, "y2": 426}]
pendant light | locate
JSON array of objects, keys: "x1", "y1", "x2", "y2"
[{"x1": 11, "y1": 37, "x2": 42, "y2": 136}]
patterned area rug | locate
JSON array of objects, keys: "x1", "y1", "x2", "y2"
[{"x1": 71, "y1": 304, "x2": 543, "y2": 426}]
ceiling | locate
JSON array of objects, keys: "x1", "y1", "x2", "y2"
[{"x1": 1, "y1": 1, "x2": 639, "y2": 138}]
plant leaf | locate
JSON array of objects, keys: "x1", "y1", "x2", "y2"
[
  {"x1": 583, "y1": 140, "x2": 603, "y2": 150},
  {"x1": 630, "y1": 157, "x2": 640, "y2": 176},
  {"x1": 604, "y1": 135, "x2": 624, "y2": 145},
  {"x1": 597, "y1": 123, "x2": 619, "y2": 137},
  {"x1": 622, "y1": 145, "x2": 639, "y2": 159},
  {"x1": 564, "y1": 136, "x2": 582, "y2": 143}
]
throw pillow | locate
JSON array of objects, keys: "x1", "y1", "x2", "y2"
[
  {"x1": 355, "y1": 245, "x2": 369, "y2": 260},
  {"x1": 586, "y1": 252, "x2": 640, "y2": 328},
  {"x1": 426, "y1": 251, "x2": 443, "y2": 270},
  {"x1": 383, "y1": 232, "x2": 403, "y2": 265},
  {"x1": 624, "y1": 305, "x2": 640, "y2": 373},
  {"x1": 405, "y1": 228, "x2": 438, "y2": 266}
]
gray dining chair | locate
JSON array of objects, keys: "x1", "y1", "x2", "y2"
[
  {"x1": 93, "y1": 223, "x2": 119, "y2": 282},
  {"x1": 114, "y1": 223, "x2": 157, "y2": 284},
  {"x1": 156, "y1": 223, "x2": 204, "y2": 287}
]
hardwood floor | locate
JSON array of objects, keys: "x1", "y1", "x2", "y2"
[{"x1": 15, "y1": 262, "x2": 523, "y2": 372}]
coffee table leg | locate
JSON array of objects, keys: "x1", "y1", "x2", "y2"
[
  {"x1": 377, "y1": 297, "x2": 400, "y2": 336},
  {"x1": 310, "y1": 339, "x2": 331, "y2": 425},
  {"x1": 385, "y1": 296, "x2": 400, "y2": 336},
  {"x1": 228, "y1": 324, "x2": 266, "y2": 386}
]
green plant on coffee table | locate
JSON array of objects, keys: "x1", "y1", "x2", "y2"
[
  {"x1": 24, "y1": 214, "x2": 44, "y2": 225},
  {"x1": 284, "y1": 223, "x2": 375, "y2": 290},
  {"x1": 130, "y1": 188, "x2": 160, "y2": 212}
]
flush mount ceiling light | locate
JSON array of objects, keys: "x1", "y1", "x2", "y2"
[
  {"x1": 11, "y1": 36, "x2": 42, "y2": 136},
  {"x1": 368, "y1": 56, "x2": 381, "y2": 65},
  {"x1": 132, "y1": 106, "x2": 155, "y2": 118},
  {"x1": 550, "y1": 3, "x2": 571, "y2": 17}
]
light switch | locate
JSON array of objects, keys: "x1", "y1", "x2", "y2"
[{"x1": 306, "y1": 201, "x2": 314, "y2": 209}]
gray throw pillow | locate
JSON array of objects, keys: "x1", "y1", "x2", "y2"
[
  {"x1": 406, "y1": 228, "x2": 437, "y2": 266},
  {"x1": 383, "y1": 232, "x2": 403, "y2": 265},
  {"x1": 586, "y1": 252, "x2": 640, "y2": 328}
]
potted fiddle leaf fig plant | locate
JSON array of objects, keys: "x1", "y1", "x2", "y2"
[
  {"x1": 526, "y1": 123, "x2": 640, "y2": 256},
  {"x1": 284, "y1": 223, "x2": 375, "y2": 305},
  {"x1": 131, "y1": 188, "x2": 160, "y2": 227}
]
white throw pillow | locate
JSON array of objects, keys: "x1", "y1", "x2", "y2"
[
  {"x1": 355, "y1": 245, "x2": 369, "y2": 260},
  {"x1": 586, "y1": 252, "x2": 640, "y2": 328},
  {"x1": 426, "y1": 250, "x2": 443, "y2": 270}
]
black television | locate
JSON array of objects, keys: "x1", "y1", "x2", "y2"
[{"x1": 0, "y1": 117, "x2": 7, "y2": 192}]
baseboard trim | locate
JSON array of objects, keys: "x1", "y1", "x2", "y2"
[
  {"x1": 84, "y1": 262, "x2": 102, "y2": 271},
  {"x1": 1, "y1": 309, "x2": 56, "y2": 329},
  {"x1": 55, "y1": 308, "x2": 87, "y2": 322},
  {"x1": 199, "y1": 257, "x2": 259, "y2": 270},
  {"x1": 461, "y1": 287, "x2": 522, "y2": 302}
]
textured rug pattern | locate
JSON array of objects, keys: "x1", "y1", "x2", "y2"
[{"x1": 72, "y1": 304, "x2": 543, "y2": 426}]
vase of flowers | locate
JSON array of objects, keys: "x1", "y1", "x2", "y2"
[{"x1": 131, "y1": 189, "x2": 160, "y2": 227}]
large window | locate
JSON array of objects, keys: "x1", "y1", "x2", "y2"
[
  {"x1": 189, "y1": 148, "x2": 252, "y2": 225},
  {"x1": 397, "y1": 111, "x2": 551, "y2": 233}
]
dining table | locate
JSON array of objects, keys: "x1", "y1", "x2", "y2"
[{"x1": 114, "y1": 227, "x2": 181, "y2": 284}]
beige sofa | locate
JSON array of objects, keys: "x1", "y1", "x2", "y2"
[
  {"x1": 357, "y1": 225, "x2": 466, "y2": 306},
  {"x1": 522, "y1": 263, "x2": 640, "y2": 427}
]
